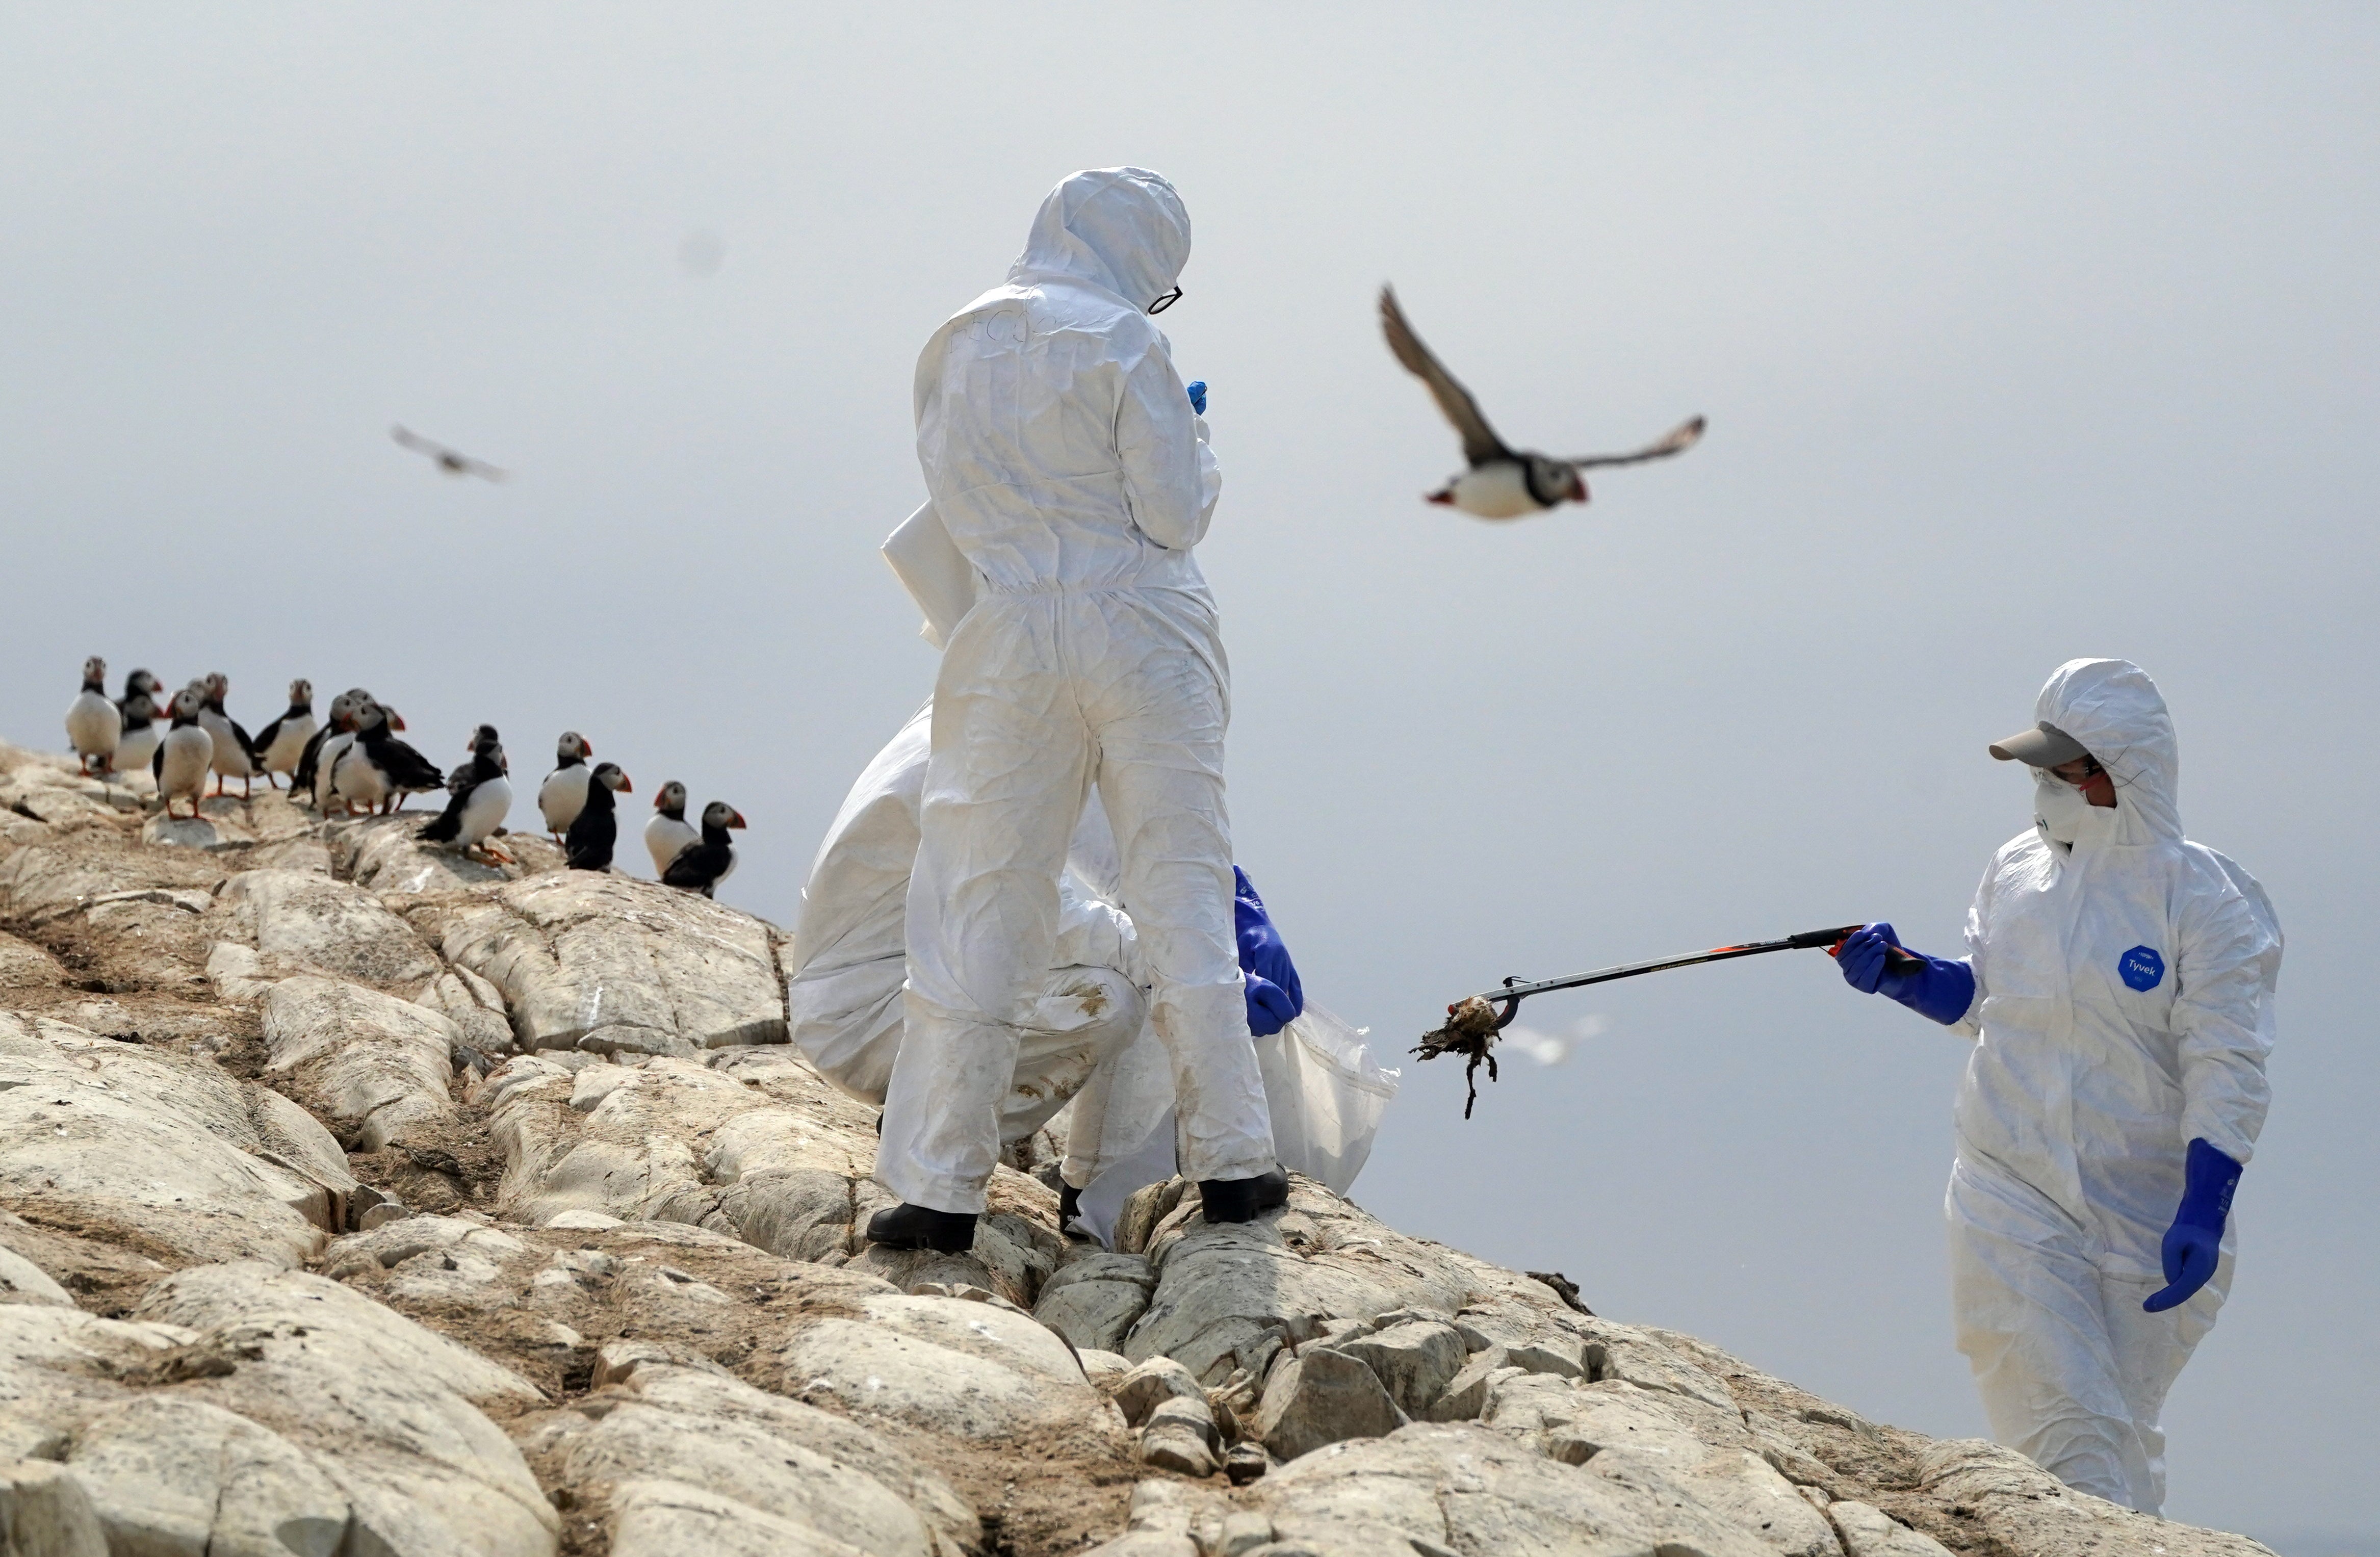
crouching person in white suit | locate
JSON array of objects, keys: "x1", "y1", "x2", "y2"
[{"x1": 787, "y1": 700, "x2": 1149, "y2": 1207}]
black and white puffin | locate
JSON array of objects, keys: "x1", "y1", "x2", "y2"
[
  {"x1": 251, "y1": 680, "x2": 318, "y2": 789},
  {"x1": 419, "y1": 730, "x2": 514, "y2": 861},
  {"x1": 661, "y1": 800, "x2": 745, "y2": 897},
  {"x1": 153, "y1": 688, "x2": 215, "y2": 819},
  {"x1": 298, "y1": 689, "x2": 369, "y2": 806},
  {"x1": 331, "y1": 700, "x2": 446, "y2": 816},
  {"x1": 114, "y1": 670, "x2": 165, "y2": 775},
  {"x1": 446, "y1": 724, "x2": 504, "y2": 792},
  {"x1": 537, "y1": 732, "x2": 593, "y2": 840},
  {"x1": 564, "y1": 763, "x2": 633, "y2": 871},
  {"x1": 196, "y1": 672, "x2": 263, "y2": 798},
  {"x1": 1379, "y1": 286, "x2": 1703, "y2": 519},
  {"x1": 114, "y1": 691, "x2": 163, "y2": 777},
  {"x1": 65, "y1": 657, "x2": 119, "y2": 775},
  {"x1": 644, "y1": 780, "x2": 700, "y2": 877}
]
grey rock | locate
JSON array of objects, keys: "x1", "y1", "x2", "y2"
[
  {"x1": 1113, "y1": 1355, "x2": 1207, "y2": 1428},
  {"x1": 1139, "y1": 1395, "x2": 1221, "y2": 1477},
  {"x1": 1422, "y1": 1350, "x2": 1516, "y2": 1422},
  {"x1": 767, "y1": 1292, "x2": 1122, "y2": 1441},
  {"x1": 0, "y1": 1457, "x2": 108, "y2": 1557},
  {"x1": 399, "y1": 874, "x2": 785, "y2": 1056},
  {"x1": 131, "y1": 1262, "x2": 557, "y2": 1556},
  {"x1": 1253, "y1": 1347, "x2": 1406, "y2": 1463},
  {"x1": 65, "y1": 1395, "x2": 351, "y2": 1557},
  {"x1": 0, "y1": 1013, "x2": 350, "y2": 1267},
  {"x1": 213, "y1": 869, "x2": 441, "y2": 992},
  {"x1": 1827, "y1": 1500, "x2": 1955, "y2": 1557},
  {"x1": 1036, "y1": 1250, "x2": 1157, "y2": 1352},
  {"x1": 0, "y1": 1244, "x2": 72, "y2": 1308},
  {"x1": 1331, "y1": 1319, "x2": 1466, "y2": 1417},
  {"x1": 1251, "y1": 1421, "x2": 1773, "y2": 1557},
  {"x1": 1914, "y1": 1438, "x2": 2277, "y2": 1557},
  {"x1": 261, "y1": 974, "x2": 457, "y2": 1151}
]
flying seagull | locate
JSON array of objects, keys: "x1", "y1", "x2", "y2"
[
  {"x1": 391, "y1": 426, "x2": 506, "y2": 481},
  {"x1": 1379, "y1": 286, "x2": 1702, "y2": 519}
]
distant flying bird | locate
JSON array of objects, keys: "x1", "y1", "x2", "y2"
[
  {"x1": 1378, "y1": 286, "x2": 1703, "y2": 519},
  {"x1": 391, "y1": 426, "x2": 506, "y2": 481}
]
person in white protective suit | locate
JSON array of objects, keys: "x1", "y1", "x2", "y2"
[
  {"x1": 867, "y1": 167, "x2": 1284, "y2": 1252},
  {"x1": 788, "y1": 700, "x2": 1149, "y2": 1191},
  {"x1": 1834, "y1": 659, "x2": 2281, "y2": 1515}
]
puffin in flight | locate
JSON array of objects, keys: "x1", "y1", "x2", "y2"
[
  {"x1": 564, "y1": 763, "x2": 634, "y2": 872},
  {"x1": 1379, "y1": 286, "x2": 1703, "y2": 518},
  {"x1": 391, "y1": 426, "x2": 505, "y2": 481},
  {"x1": 661, "y1": 801, "x2": 745, "y2": 898}
]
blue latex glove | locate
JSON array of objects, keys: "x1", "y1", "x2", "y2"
[
  {"x1": 1234, "y1": 866, "x2": 1303, "y2": 1033},
  {"x1": 2144, "y1": 1138, "x2": 2241, "y2": 1312},
  {"x1": 1185, "y1": 380, "x2": 1208, "y2": 416},
  {"x1": 1835, "y1": 922, "x2": 1976, "y2": 1026}
]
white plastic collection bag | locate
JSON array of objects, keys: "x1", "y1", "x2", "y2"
[{"x1": 1253, "y1": 1002, "x2": 1400, "y2": 1196}]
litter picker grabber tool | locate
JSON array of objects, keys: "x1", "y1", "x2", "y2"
[{"x1": 1414, "y1": 924, "x2": 1925, "y2": 1117}]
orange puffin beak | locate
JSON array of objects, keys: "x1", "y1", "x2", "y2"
[{"x1": 728, "y1": 811, "x2": 747, "y2": 829}]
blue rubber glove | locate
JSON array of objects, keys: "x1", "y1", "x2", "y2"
[
  {"x1": 1836, "y1": 922, "x2": 1976, "y2": 1026},
  {"x1": 1186, "y1": 380, "x2": 1208, "y2": 416},
  {"x1": 1244, "y1": 973, "x2": 1299, "y2": 1037},
  {"x1": 2144, "y1": 1138, "x2": 2241, "y2": 1312},
  {"x1": 1234, "y1": 866, "x2": 1303, "y2": 1033}
]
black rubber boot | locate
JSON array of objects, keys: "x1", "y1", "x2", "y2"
[
  {"x1": 1198, "y1": 1167, "x2": 1290, "y2": 1224},
  {"x1": 1058, "y1": 1183, "x2": 1083, "y2": 1234},
  {"x1": 865, "y1": 1203, "x2": 978, "y2": 1253}
]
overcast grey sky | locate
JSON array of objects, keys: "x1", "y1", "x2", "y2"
[{"x1": 4, "y1": 6, "x2": 2373, "y2": 1547}]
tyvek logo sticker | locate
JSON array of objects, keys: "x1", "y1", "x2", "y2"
[{"x1": 2119, "y1": 946, "x2": 2165, "y2": 992}]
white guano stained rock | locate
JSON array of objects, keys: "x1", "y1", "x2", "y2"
[
  {"x1": 132, "y1": 1261, "x2": 558, "y2": 1557},
  {"x1": 400, "y1": 874, "x2": 785, "y2": 1056},
  {"x1": 0, "y1": 1014, "x2": 353, "y2": 1267},
  {"x1": 213, "y1": 869, "x2": 442, "y2": 992},
  {"x1": 0, "y1": 1457, "x2": 109, "y2": 1557},
  {"x1": 1250, "y1": 1421, "x2": 1774, "y2": 1557},
  {"x1": 1033, "y1": 1250, "x2": 1156, "y2": 1353},
  {"x1": 261, "y1": 974, "x2": 457, "y2": 1151},
  {"x1": 1827, "y1": 1500, "x2": 1956, "y2": 1557},
  {"x1": 767, "y1": 1292, "x2": 1121, "y2": 1441},
  {"x1": 1913, "y1": 1438, "x2": 2278, "y2": 1557}
]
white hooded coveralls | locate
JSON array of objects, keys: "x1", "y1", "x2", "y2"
[
  {"x1": 1943, "y1": 659, "x2": 2280, "y2": 1514},
  {"x1": 788, "y1": 700, "x2": 1146, "y2": 1181},
  {"x1": 878, "y1": 167, "x2": 1275, "y2": 1214}
]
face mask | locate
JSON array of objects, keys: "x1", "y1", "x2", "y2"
[{"x1": 2034, "y1": 774, "x2": 2115, "y2": 848}]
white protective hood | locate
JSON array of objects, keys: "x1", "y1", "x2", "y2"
[{"x1": 1006, "y1": 166, "x2": 1192, "y2": 313}]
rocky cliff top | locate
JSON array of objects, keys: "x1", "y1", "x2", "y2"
[{"x1": 0, "y1": 738, "x2": 2274, "y2": 1557}]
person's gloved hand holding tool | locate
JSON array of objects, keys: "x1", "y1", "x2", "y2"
[
  {"x1": 1186, "y1": 379, "x2": 1207, "y2": 416},
  {"x1": 2143, "y1": 1138, "x2": 2242, "y2": 1312},
  {"x1": 1835, "y1": 922, "x2": 1976, "y2": 1026},
  {"x1": 1234, "y1": 865, "x2": 1302, "y2": 1035}
]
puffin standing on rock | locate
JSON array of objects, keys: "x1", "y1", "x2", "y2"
[
  {"x1": 564, "y1": 763, "x2": 633, "y2": 871},
  {"x1": 537, "y1": 732, "x2": 593, "y2": 841},
  {"x1": 197, "y1": 673, "x2": 264, "y2": 798},
  {"x1": 420, "y1": 730, "x2": 514, "y2": 862},
  {"x1": 252, "y1": 681, "x2": 317, "y2": 788},
  {"x1": 114, "y1": 691, "x2": 163, "y2": 777},
  {"x1": 153, "y1": 689, "x2": 215, "y2": 819},
  {"x1": 644, "y1": 781, "x2": 700, "y2": 878},
  {"x1": 114, "y1": 670, "x2": 165, "y2": 775},
  {"x1": 661, "y1": 801, "x2": 745, "y2": 897},
  {"x1": 65, "y1": 657, "x2": 119, "y2": 775},
  {"x1": 299, "y1": 690, "x2": 368, "y2": 807},
  {"x1": 332, "y1": 700, "x2": 445, "y2": 815}
]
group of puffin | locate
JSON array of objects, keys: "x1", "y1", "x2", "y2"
[{"x1": 63, "y1": 659, "x2": 746, "y2": 897}]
